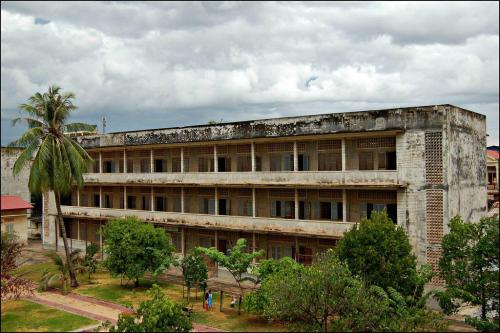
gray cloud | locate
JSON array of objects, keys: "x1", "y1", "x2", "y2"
[{"x1": 1, "y1": 1, "x2": 498, "y2": 146}]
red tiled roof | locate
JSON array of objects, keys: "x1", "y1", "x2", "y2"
[
  {"x1": 1, "y1": 195, "x2": 33, "y2": 211},
  {"x1": 487, "y1": 150, "x2": 499, "y2": 159}
]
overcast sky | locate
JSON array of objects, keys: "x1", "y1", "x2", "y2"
[{"x1": 1, "y1": 1, "x2": 499, "y2": 145}]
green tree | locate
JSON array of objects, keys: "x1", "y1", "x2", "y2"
[
  {"x1": 102, "y1": 217, "x2": 175, "y2": 287},
  {"x1": 110, "y1": 284, "x2": 192, "y2": 332},
  {"x1": 254, "y1": 250, "x2": 446, "y2": 332},
  {"x1": 436, "y1": 216, "x2": 499, "y2": 332},
  {"x1": 82, "y1": 243, "x2": 99, "y2": 280},
  {"x1": 10, "y1": 85, "x2": 95, "y2": 288},
  {"x1": 180, "y1": 249, "x2": 208, "y2": 301},
  {"x1": 197, "y1": 238, "x2": 263, "y2": 314},
  {"x1": 336, "y1": 210, "x2": 419, "y2": 296},
  {"x1": 40, "y1": 250, "x2": 83, "y2": 293}
]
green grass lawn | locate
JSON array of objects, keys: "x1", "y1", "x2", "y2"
[{"x1": 1, "y1": 300, "x2": 97, "y2": 332}]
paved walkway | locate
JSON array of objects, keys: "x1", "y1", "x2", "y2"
[{"x1": 27, "y1": 290, "x2": 226, "y2": 332}]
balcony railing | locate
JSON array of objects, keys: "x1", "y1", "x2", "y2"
[{"x1": 60, "y1": 205, "x2": 355, "y2": 238}]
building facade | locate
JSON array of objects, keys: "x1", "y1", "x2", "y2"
[
  {"x1": 1, "y1": 195, "x2": 34, "y2": 243},
  {"x1": 42, "y1": 105, "x2": 487, "y2": 278}
]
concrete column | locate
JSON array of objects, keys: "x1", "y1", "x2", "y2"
[
  {"x1": 293, "y1": 141, "x2": 298, "y2": 172},
  {"x1": 252, "y1": 187, "x2": 256, "y2": 218},
  {"x1": 342, "y1": 189, "x2": 347, "y2": 222},
  {"x1": 123, "y1": 149, "x2": 127, "y2": 173},
  {"x1": 251, "y1": 142, "x2": 256, "y2": 172},
  {"x1": 295, "y1": 188, "x2": 299, "y2": 220},
  {"x1": 77, "y1": 189, "x2": 80, "y2": 207},
  {"x1": 214, "y1": 187, "x2": 219, "y2": 215},
  {"x1": 181, "y1": 187, "x2": 185, "y2": 213},
  {"x1": 99, "y1": 151, "x2": 102, "y2": 173},
  {"x1": 295, "y1": 236, "x2": 299, "y2": 262},
  {"x1": 151, "y1": 187, "x2": 154, "y2": 211},
  {"x1": 99, "y1": 186, "x2": 102, "y2": 208},
  {"x1": 150, "y1": 149, "x2": 154, "y2": 173},
  {"x1": 181, "y1": 228, "x2": 185, "y2": 256},
  {"x1": 214, "y1": 145, "x2": 218, "y2": 172},
  {"x1": 77, "y1": 219, "x2": 80, "y2": 241},
  {"x1": 341, "y1": 139, "x2": 346, "y2": 171},
  {"x1": 180, "y1": 147, "x2": 184, "y2": 173},
  {"x1": 124, "y1": 186, "x2": 127, "y2": 209}
]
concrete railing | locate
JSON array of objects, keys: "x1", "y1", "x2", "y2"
[
  {"x1": 83, "y1": 171, "x2": 401, "y2": 187},
  {"x1": 60, "y1": 206, "x2": 355, "y2": 238}
]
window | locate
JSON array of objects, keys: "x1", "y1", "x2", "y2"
[
  {"x1": 217, "y1": 157, "x2": 230, "y2": 172},
  {"x1": 386, "y1": 151, "x2": 396, "y2": 170},
  {"x1": 127, "y1": 160, "x2": 133, "y2": 173},
  {"x1": 271, "y1": 200, "x2": 282, "y2": 217},
  {"x1": 387, "y1": 204, "x2": 397, "y2": 224},
  {"x1": 127, "y1": 196, "x2": 136, "y2": 209},
  {"x1": 283, "y1": 155, "x2": 294, "y2": 171},
  {"x1": 155, "y1": 159, "x2": 165, "y2": 172},
  {"x1": 140, "y1": 159, "x2": 149, "y2": 173},
  {"x1": 271, "y1": 245, "x2": 293, "y2": 260},
  {"x1": 141, "y1": 196, "x2": 150, "y2": 210},
  {"x1": 93, "y1": 194, "x2": 100, "y2": 207},
  {"x1": 239, "y1": 199, "x2": 253, "y2": 216},
  {"x1": 332, "y1": 202, "x2": 343, "y2": 220},
  {"x1": 318, "y1": 153, "x2": 342, "y2": 171},
  {"x1": 172, "y1": 158, "x2": 181, "y2": 172},
  {"x1": 119, "y1": 159, "x2": 124, "y2": 173},
  {"x1": 298, "y1": 154, "x2": 309, "y2": 171},
  {"x1": 378, "y1": 153, "x2": 387, "y2": 170},
  {"x1": 255, "y1": 156, "x2": 262, "y2": 171},
  {"x1": 361, "y1": 203, "x2": 385, "y2": 219},
  {"x1": 173, "y1": 197, "x2": 182, "y2": 212},
  {"x1": 104, "y1": 194, "x2": 111, "y2": 208},
  {"x1": 104, "y1": 160, "x2": 114, "y2": 173},
  {"x1": 6, "y1": 224, "x2": 14, "y2": 233},
  {"x1": 155, "y1": 197, "x2": 166, "y2": 211},
  {"x1": 199, "y1": 236, "x2": 212, "y2": 248},
  {"x1": 270, "y1": 155, "x2": 282, "y2": 171},
  {"x1": 218, "y1": 199, "x2": 230, "y2": 215},
  {"x1": 198, "y1": 157, "x2": 214, "y2": 172},
  {"x1": 320, "y1": 202, "x2": 331, "y2": 219},
  {"x1": 237, "y1": 156, "x2": 252, "y2": 172},
  {"x1": 200, "y1": 198, "x2": 215, "y2": 214},
  {"x1": 183, "y1": 158, "x2": 190, "y2": 172},
  {"x1": 359, "y1": 152, "x2": 374, "y2": 170},
  {"x1": 271, "y1": 200, "x2": 294, "y2": 218}
]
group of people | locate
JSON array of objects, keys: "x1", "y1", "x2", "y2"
[{"x1": 203, "y1": 290, "x2": 238, "y2": 311}]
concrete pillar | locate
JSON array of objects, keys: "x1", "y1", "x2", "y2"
[
  {"x1": 151, "y1": 187, "x2": 154, "y2": 211},
  {"x1": 252, "y1": 187, "x2": 256, "y2": 218},
  {"x1": 181, "y1": 228, "x2": 185, "y2": 256},
  {"x1": 295, "y1": 188, "x2": 299, "y2": 220},
  {"x1": 214, "y1": 145, "x2": 218, "y2": 172},
  {"x1": 251, "y1": 142, "x2": 256, "y2": 172},
  {"x1": 99, "y1": 186, "x2": 102, "y2": 208},
  {"x1": 150, "y1": 149, "x2": 154, "y2": 173},
  {"x1": 341, "y1": 139, "x2": 346, "y2": 171},
  {"x1": 342, "y1": 189, "x2": 347, "y2": 222},
  {"x1": 123, "y1": 149, "x2": 127, "y2": 173},
  {"x1": 214, "y1": 187, "x2": 219, "y2": 215},
  {"x1": 252, "y1": 232, "x2": 257, "y2": 264},
  {"x1": 124, "y1": 186, "x2": 127, "y2": 209},
  {"x1": 99, "y1": 151, "x2": 102, "y2": 173},
  {"x1": 181, "y1": 187, "x2": 185, "y2": 213},
  {"x1": 181, "y1": 147, "x2": 184, "y2": 173},
  {"x1": 77, "y1": 189, "x2": 80, "y2": 207},
  {"x1": 77, "y1": 219, "x2": 80, "y2": 241},
  {"x1": 293, "y1": 141, "x2": 298, "y2": 172}
]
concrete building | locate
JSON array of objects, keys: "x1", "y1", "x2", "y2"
[
  {"x1": 486, "y1": 146, "x2": 499, "y2": 204},
  {"x1": 1, "y1": 195, "x2": 33, "y2": 243},
  {"x1": 1, "y1": 147, "x2": 31, "y2": 202},
  {"x1": 42, "y1": 104, "x2": 487, "y2": 280}
]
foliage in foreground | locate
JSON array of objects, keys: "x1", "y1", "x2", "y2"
[
  {"x1": 0, "y1": 231, "x2": 34, "y2": 300},
  {"x1": 436, "y1": 216, "x2": 499, "y2": 332},
  {"x1": 102, "y1": 217, "x2": 176, "y2": 287},
  {"x1": 109, "y1": 284, "x2": 192, "y2": 332},
  {"x1": 336, "y1": 210, "x2": 421, "y2": 297},
  {"x1": 245, "y1": 250, "x2": 446, "y2": 332},
  {"x1": 39, "y1": 250, "x2": 84, "y2": 292}
]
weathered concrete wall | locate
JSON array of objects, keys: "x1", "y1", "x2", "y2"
[
  {"x1": 1, "y1": 148, "x2": 31, "y2": 202},
  {"x1": 75, "y1": 105, "x2": 448, "y2": 149}
]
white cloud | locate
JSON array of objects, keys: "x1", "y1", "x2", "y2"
[{"x1": 1, "y1": 1, "x2": 498, "y2": 146}]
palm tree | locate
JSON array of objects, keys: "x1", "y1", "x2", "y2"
[
  {"x1": 10, "y1": 85, "x2": 95, "y2": 288},
  {"x1": 40, "y1": 250, "x2": 84, "y2": 293}
]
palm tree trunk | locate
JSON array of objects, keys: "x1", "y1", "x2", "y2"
[{"x1": 55, "y1": 192, "x2": 78, "y2": 288}]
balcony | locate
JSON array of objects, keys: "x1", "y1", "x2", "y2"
[
  {"x1": 60, "y1": 205, "x2": 355, "y2": 238},
  {"x1": 82, "y1": 170, "x2": 402, "y2": 188}
]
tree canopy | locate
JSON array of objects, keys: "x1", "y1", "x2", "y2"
[
  {"x1": 336, "y1": 210, "x2": 419, "y2": 296},
  {"x1": 102, "y1": 217, "x2": 175, "y2": 287},
  {"x1": 437, "y1": 216, "x2": 499, "y2": 332}
]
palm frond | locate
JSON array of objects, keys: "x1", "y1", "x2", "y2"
[
  {"x1": 7, "y1": 127, "x2": 44, "y2": 148},
  {"x1": 12, "y1": 139, "x2": 39, "y2": 176}
]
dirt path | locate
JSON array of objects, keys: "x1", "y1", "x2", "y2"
[{"x1": 27, "y1": 290, "x2": 226, "y2": 332}]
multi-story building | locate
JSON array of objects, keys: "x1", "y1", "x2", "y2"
[{"x1": 42, "y1": 104, "x2": 487, "y2": 278}]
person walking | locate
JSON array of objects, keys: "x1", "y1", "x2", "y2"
[{"x1": 208, "y1": 290, "x2": 213, "y2": 310}]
